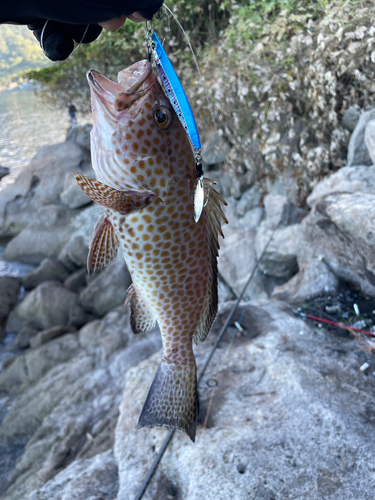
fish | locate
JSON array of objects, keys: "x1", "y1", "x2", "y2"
[{"x1": 73, "y1": 59, "x2": 227, "y2": 442}]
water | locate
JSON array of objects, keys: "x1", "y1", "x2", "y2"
[{"x1": 0, "y1": 90, "x2": 75, "y2": 187}]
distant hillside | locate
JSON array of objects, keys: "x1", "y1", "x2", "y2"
[{"x1": 0, "y1": 24, "x2": 49, "y2": 82}]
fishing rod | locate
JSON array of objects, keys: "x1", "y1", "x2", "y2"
[{"x1": 133, "y1": 228, "x2": 276, "y2": 500}]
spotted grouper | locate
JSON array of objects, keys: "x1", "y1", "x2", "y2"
[{"x1": 74, "y1": 60, "x2": 227, "y2": 441}]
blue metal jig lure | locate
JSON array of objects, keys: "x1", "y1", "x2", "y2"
[{"x1": 148, "y1": 30, "x2": 204, "y2": 223}]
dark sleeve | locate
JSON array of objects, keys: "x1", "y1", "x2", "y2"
[{"x1": 0, "y1": 0, "x2": 163, "y2": 24}]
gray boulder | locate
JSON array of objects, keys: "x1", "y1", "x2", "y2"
[
  {"x1": 342, "y1": 106, "x2": 360, "y2": 132},
  {"x1": 274, "y1": 170, "x2": 375, "y2": 301},
  {"x1": 58, "y1": 235, "x2": 89, "y2": 271},
  {"x1": 0, "y1": 276, "x2": 22, "y2": 322},
  {"x1": 114, "y1": 300, "x2": 375, "y2": 500},
  {"x1": 307, "y1": 164, "x2": 375, "y2": 208},
  {"x1": 65, "y1": 123, "x2": 93, "y2": 151},
  {"x1": 79, "y1": 257, "x2": 132, "y2": 317},
  {"x1": 236, "y1": 185, "x2": 262, "y2": 217},
  {"x1": 0, "y1": 165, "x2": 10, "y2": 179},
  {"x1": 202, "y1": 132, "x2": 227, "y2": 166},
  {"x1": 30, "y1": 325, "x2": 77, "y2": 348},
  {"x1": 64, "y1": 268, "x2": 88, "y2": 293},
  {"x1": 1, "y1": 206, "x2": 79, "y2": 264},
  {"x1": 23, "y1": 258, "x2": 69, "y2": 290},
  {"x1": 27, "y1": 451, "x2": 118, "y2": 500},
  {"x1": 347, "y1": 108, "x2": 375, "y2": 166},
  {"x1": 60, "y1": 166, "x2": 94, "y2": 210},
  {"x1": 0, "y1": 141, "x2": 90, "y2": 237},
  {"x1": 364, "y1": 118, "x2": 375, "y2": 166},
  {"x1": 255, "y1": 224, "x2": 301, "y2": 279},
  {"x1": 6, "y1": 281, "x2": 90, "y2": 333},
  {"x1": 218, "y1": 225, "x2": 268, "y2": 300}
]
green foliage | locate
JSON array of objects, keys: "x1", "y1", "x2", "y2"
[{"x1": 0, "y1": 25, "x2": 49, "y2": 84}]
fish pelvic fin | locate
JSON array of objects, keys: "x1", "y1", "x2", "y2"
[
  {"x1": 125, "y1": 284, "x2": 156, "y2": 334},
  {"x1": 138, "y1": 358, "x2": 198, "y2": 442},
  {"x1": 72, "y1": 173, "x2": 155, "y2": 215},
  {"x1": 87, "y1": 215, "x2": 119, "y2": 275},
  {"x1": 193, "y1": 178, "x2": 228, "y2": 344}
]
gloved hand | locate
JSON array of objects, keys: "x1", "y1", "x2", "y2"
[
  {"x1": 28, "y1": 21, "x2": 103, "y2": 61},
  {"x1": 0, "y1": 0, "x2": 164, "y2": 61}
]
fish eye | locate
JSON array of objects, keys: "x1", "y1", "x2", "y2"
[{"x1": 153, "y1": 105, "x2": 172, "y2": 130}]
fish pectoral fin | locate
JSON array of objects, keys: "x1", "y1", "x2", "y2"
[
  {"x1": 124, "y1": 284, "x2": 156, "y2": 334},
  {"x1": 73, "y1": 173, "x2": 155, "y2": 215},
  {"x1": 87, "y1": 215, "x2": 119, "y2": 275},
  {"x1": 138, "y1": 358, "x2": 198, "y2": 442}
]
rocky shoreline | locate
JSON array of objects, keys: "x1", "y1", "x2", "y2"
[{"x1": 0, "y1": 113, "x2": 375, "y2": 499}]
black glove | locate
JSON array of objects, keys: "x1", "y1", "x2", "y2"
[
  {"x1": 28, "y1": 20, "x2": 102, "y2": 61},
  {"x1": 1, "y1": 0, "x2": 164, "y2": 61}
]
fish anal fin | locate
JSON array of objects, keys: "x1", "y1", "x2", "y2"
[
  {"x1": 73, "y1": 173, "x2": 155, "y2": 215},
  {"x1": 138, "y1": 358, "x2": 197, "y2": 442},
  {"x1": 87, "y1": 215, "x2": 119, "y2": 275},
  {"x1": 193, "y1": 178, "x2": 228, "y2": 344},
  {"x1": 125, "y1": 284, "x2": 156, "y2": 334}
]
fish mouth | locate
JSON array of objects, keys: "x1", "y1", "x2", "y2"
[{"x1": 87, "y1": 60, "x2": 153, "y2": 116}]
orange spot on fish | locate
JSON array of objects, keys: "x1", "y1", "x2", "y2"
[
  {"x1": 160, "y1": 178, "x2": 166, "y2": 188},
  {"x1": 137, "y1": 174, "x2": 145, "y2": 182},
  {"x1": 142, "y1": 233, "x2": 150, "y2": 241},
  {"x1": 132, "y1": 143, "x2": 139, "y2": 152},
  {"x1": 148, "y1": 158, "x2": 154, "y2": 166},
  {"x1": 130, "y1": 166, "x2": 137, "y2": 174},
  {"x1": 143, "y1": 215, "x2": 152, "y2": 223},
  {"x1": 144, "y1": 243, "x2": 152, "y2": 251},
  {"x1": 139, "y1": 160, "x2": 145, "y2": 169},
  {"x1": 150, "y1": 178, "x2": 157, "y2": 188},
  {"x1": 153, "y1": 235, "x2": 161, "y2": 242},
  {"x1": 125, "y1": 133, "x2": 132, "y2": 140},
  {"x1": 137, "y1": 130, "x2": 145, "y2": 139},
  {"x1": 145, "y1": 139, "x2": 151, "y2": 147},
  {"x1": 135, "y1": 252, "x2": 143, "y2": 259}
]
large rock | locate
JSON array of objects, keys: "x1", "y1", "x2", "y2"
[
  {"x1": 307, "y1": 165, "x2": 375, "y2": 207},
  {"x1": 114, "y1": 300, "x2": 375, "y2": 500},
  {"x1": 0, "y1": 165, "x2": 10, "y2": 179},
  {"x1": 58, "y1": 235, "x2": 89, "y2": 271},
  {"x1": 202, "y1": 133, "x2": 227, "y2": 166},
  {"x1": 27, "y1": 451, "x2": 118, "y2": 500},
  {"x1": 218, "y1": 225, "x2": 268, "y2": 300},
  {"x1": 0, "y1": 305, "x2": 161, "y2": 500},
  {"x1": 342, "y1": 107, "x2": 360, "y2": 132},
  {"x1": 346, "y1": 108, "x2": 375, "y2": 166},
  {"x1": 0, "y1": 141, "x2": 90, "y2": 237},
  {"x1": 1, "y1": 206, "x2": 79, "y2": 264},
  {"x1": 274, "y1": 167, "x2": 375, "y2": 301},
  {"x1": 364, "y1": 118, "x2": 375, "y2": 166},
  {"x1": 65, "y1": 123, "x2": 92, "y2": 151},
  {"x1": 6, "y1": 281, "x2": 90, "y2": 333},
  {"x1": 0, "y1": 276, "x2": 22, "y2": 322},
  {"x1": 1, "y1": 201, "x2": 103, "y2": 265},
  {"x1": 60, "y1": 166, "x2": 94, "y2": 210},
  {"x1": 23, "y1": 258, "x2": 69, "y2": 290},
  {"x1": 79, "y1": 257, "x2": 132, "y2": 317},
  {"x1": 255, "y1": 224, "x2": 301, "y2": 279}
]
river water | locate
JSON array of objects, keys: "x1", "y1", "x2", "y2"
[
  {"x1": 0, "y1": 90, "x2": 87, "y2": 276},
  {"x1": 0, "y1": 90, "x2": 71, "y2": 176}
]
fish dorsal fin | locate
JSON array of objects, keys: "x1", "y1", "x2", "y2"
[
  {"x1": 73, "y1": 174, "x2": 155, "y2": 215},
  {"x1": 124, "y1": 284, "x2": 156, "y2": 334},
  {"x1": 87, "y1": 215, "x2": 119, "y2": 275},
  {"x1": 193, "y1": 178, "x2": 228, "y2": 344}
]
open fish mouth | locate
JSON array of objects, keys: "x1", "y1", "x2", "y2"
[{"x1": 87, "y1": 60, "x2": 153, "y2": 116}]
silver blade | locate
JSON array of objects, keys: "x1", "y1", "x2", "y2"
[{"x1": 194, "y1": 177, "x2": 204, "y2": 223}]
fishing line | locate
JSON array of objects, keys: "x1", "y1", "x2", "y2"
[
  {"x1": 133, "y1": 228, "x2": 276, "y2": 500},
  {"x1": 162, "y1": 4, "x2": 253, "y2": 289}
]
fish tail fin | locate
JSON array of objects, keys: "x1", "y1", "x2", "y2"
[{"x1": 138, "y1": 358, "x2": 198, "y2": 442}]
